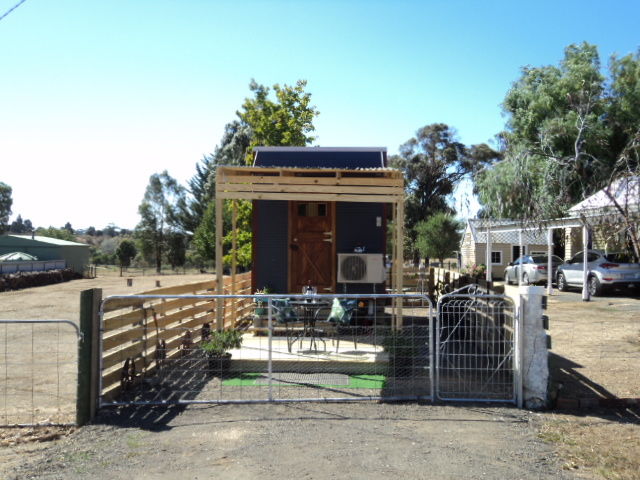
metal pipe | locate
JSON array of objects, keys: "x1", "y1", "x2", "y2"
[
  {"x1": 518, "y1": 229, "x2": 523, "y2": 286},
  {"x1": 485, "y1": 222, "x2": 492, "y2": 283},
  {"x1": 582, "y1": 225, "x2": 590, "y2": 301},
  {"x1": 99, "y1": 395, "x2": 434, "y2": 407},
  {"x1": 0, "y1": 319, "x2": 81, "y2": 339},
  {"x1": 267, "y1": 297, "x2": 273, "y2": 402},
  {"x1": 547, "y1": 228, "x2": 553, "y2": 296}
]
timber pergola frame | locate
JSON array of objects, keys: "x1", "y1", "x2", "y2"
[{"x1": 214, "y1": 165, "x2": 406, "y2": 329}]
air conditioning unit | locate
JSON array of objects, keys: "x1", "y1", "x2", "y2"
[{"x1": 337, "y1": 253, "x2": 386, "y2": 283}]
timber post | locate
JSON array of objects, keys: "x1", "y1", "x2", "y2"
[{"x1": 77, "y1": 288, "x2": 102, "y2": 426}]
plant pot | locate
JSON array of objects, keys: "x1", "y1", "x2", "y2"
[
  {"x1": 255, "y1": 306, "x2": 267, "y2": 316},
  {"x1": 207, "y1": 353, "x2": 232, "y2": 377},
  {"x1": 253, "y1": 315, "x2": 267, "y2": 329}
]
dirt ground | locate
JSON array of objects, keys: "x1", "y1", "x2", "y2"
[
  {"x1": 2, "y1": 403, "x2": 574, "y2": 480},
  {"x1": 1, "y1": 277, "x2": 639, "y2": 479},
  {"x1": 0, "y1": 272, "x2": 217, "y2": 322},
  {"x1": 545, "y1": 288, "x2": 640, "y2": 400}
]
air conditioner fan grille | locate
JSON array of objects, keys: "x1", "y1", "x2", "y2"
[{"x1": 340, "y1": 255, "x2": 367, "y2": 281}]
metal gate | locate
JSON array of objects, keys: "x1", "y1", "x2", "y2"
[
  {"x1": 98, "y1": 293, "x2": 434, "y2": 406},
  {"x1": 97, "y1": 288, "x2": 519, "y2": 408},
  {"x1": 436, "y1": 286, "x2": 518, "y2": 403},
  {"x1": 0, "y1": 319, "x2": 80, "y2": 426}
]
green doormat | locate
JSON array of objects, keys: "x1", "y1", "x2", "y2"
[{"x1": 222, "y1": 373, "x2": 386, "y2": 389}]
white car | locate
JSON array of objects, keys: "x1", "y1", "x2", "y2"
[
  {"x1": 504, "y1": 254, "x2": 563, "y2": 285},
  {"x1": 556, "y1": 250, "x2": 640, "y2": 296}
]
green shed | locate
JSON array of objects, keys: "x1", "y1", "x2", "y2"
[{"x1": 0, "y1": 235, "x2": 90, "y2": 274}]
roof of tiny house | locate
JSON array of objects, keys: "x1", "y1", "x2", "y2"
[
  {"x1": 218, "y1": 145, "x2": 399, "y2": 203},
  {"x1": 253, "y1": 146, "x2": 387, "y2": 169}
]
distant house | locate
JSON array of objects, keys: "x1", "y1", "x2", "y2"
[
  {"x1": 563, "y1": 176, "x2": 640, "y2": 258},
  {"x1": 460, "y1": 219, "x2": 548, "y2": 278},
  {"x1": 0, "y1": 235, "x2": 90, "y2": 274}
]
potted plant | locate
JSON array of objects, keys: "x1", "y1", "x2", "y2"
[
  {"x1": 254, "y1": 287, "x2": 272, "y2": 316},
  {"x1": 200, "y1": 329, "x2": 243, "y2": 376}
]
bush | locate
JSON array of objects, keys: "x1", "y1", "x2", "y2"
[{"x1": 0, "y1": 269, "x2": 81, "y2": 291}]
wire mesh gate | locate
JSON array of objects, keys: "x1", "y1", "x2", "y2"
[
  {"x1": 0, "y1": 320, "x2": 80, "y2": 426},
  {"x1": 99, "y1": 293, "x2": 434, "y2": 406},
  {"x1": 436, "y1": 286, "x2": 518, "y2": 403},
  {"x1": 98, "y1": 289, "x2": 519, "y2": 407}
]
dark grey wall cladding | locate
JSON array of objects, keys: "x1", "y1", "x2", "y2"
[
  {"x1": 254, "y1": 200, "x2": 288, "y2": 293},
  {"x1": 336, "y1": 202, "x2": 386, "y2": 294},
  {"x1": 336, "y1": 202, "x2": 384, "y2": 253}
]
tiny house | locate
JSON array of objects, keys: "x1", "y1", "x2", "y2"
[{"x1": 214, "y1": 147, "x2": 405, "y2": 295}]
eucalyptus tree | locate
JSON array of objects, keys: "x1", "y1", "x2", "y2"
[
  {"x1": 475, "y1": 42, "x2": 640, "y2": 258},
  {"x1": 0, "y1": 182, "x2": 12, "y2": 234},
  {"x1": 390, "y1": 123, "x2": 499, "y2": 263},
  {"x1": 136, "y1": 171, "x2": 186, "y2": 273}
]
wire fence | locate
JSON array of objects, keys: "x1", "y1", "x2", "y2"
[
  {"x1": 100, "y1": 294, "x2": 436, "y2": 405},
  {"x1": 0, "y1": 320, "x2": 79, "y2": 427},
  {"x1": 436, "y1": 291, "x2": 517, "y2": 403}
]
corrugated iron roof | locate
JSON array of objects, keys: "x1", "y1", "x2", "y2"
[
  {"x1": 6, "y1": 235, "x2": 87, "y2": 247},
  {"x1": 253, "y1": 146, "x2": 388, "y2": 169}
]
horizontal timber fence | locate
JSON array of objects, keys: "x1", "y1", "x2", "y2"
[
  {"x1": 397, "y1": 267, "x2": 504, "y2": 300},
  {"x1": 99, "y1": 272, "x2": 252, "y2": 402},
  {"x1": 98, "y1": 293, "x2": 436, "y2": 407}
]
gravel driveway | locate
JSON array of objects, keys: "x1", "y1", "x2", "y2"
[{"x1": 4, "y1": 403, "x2": 574, "y2": 480}]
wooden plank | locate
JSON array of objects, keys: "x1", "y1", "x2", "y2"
[
  {"x1": 219, "y1": 166, "x2": 402, "y2": 178},
  {"x1": 102, "y1": 297, "x2": 145, "y2": 313},
  {"x1": 103, "y1": 303, "x2": 213, "y2": 351},
  {"x1": 137, "y1": 280, "x2": 216, "y2": 296},
  {"x1": 223, "y1": 174, "x2": 403, "y2": 187},
  {"x1": 103, "y1": 297, "x2": 214, "y2": 332},
  {"x1": 102, "y1": 309, "x2": 147, "y2": 331},
  {"x1": 217, "y1": 191, "x2": 402, "y2": 203},
  {"x1": 102, "y1": 314, "x2": 211, "y2": 370},
  {"x1": 219, "y1": 183, "x2": 404, "y2": 195},
  {"x1": 102, "y1": 280, "x2": 215, "y2": 313}
]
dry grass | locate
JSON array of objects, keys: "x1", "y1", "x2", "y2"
[{"x1": 540, "y1": 412, "x2": 640, "y2": 479}]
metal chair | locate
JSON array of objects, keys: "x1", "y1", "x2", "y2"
[
  {"x1": 271, "y1": 299, "x2": 299, "y2": 352},
  {"x1": 325, "y1": 298, "x2": 358, "y2": 352}
]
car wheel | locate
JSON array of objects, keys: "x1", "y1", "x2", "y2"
[
  {"x1": 504, "y1": 271, "x2": 512, "y2": 285},
  {"x1": 522, "y1": 273, "x2": 530, "y2": 285},
  {"x1": 557, "y1": 272, "x2": 568, "y2": 292},
  {"x1": 587, "y1": 275, "x2": 603, "y2": 297}
]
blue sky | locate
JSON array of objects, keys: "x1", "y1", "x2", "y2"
[{"x1": 1, "y1": 0, "x2": 639, "y2": 229}]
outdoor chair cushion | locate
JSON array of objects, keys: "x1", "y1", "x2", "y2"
[
  {"x1": 271, "y1": 299, "x2": 299, "y2": 324},
  {"x1": 326, "y1": 298, "x2": 357, "y2": 325}
]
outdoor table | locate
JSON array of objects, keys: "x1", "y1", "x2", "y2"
[{"x1": 288, "y1": 299, "x2": 332, "y2": 351}]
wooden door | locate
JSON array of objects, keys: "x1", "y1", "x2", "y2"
[{"x1": 289, "y1": 201, "x2": 335, "y2": 293}]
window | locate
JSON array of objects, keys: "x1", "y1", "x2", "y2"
[
  {"x1": 491, "y1": 251, "x2": 502, "y2": 265},
  {"x1": 512, "y1": 245, "x2": 526, "y2": 262},
  {"x1": 297, "y1": 203, "x2": 327, "y2": 217}
]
